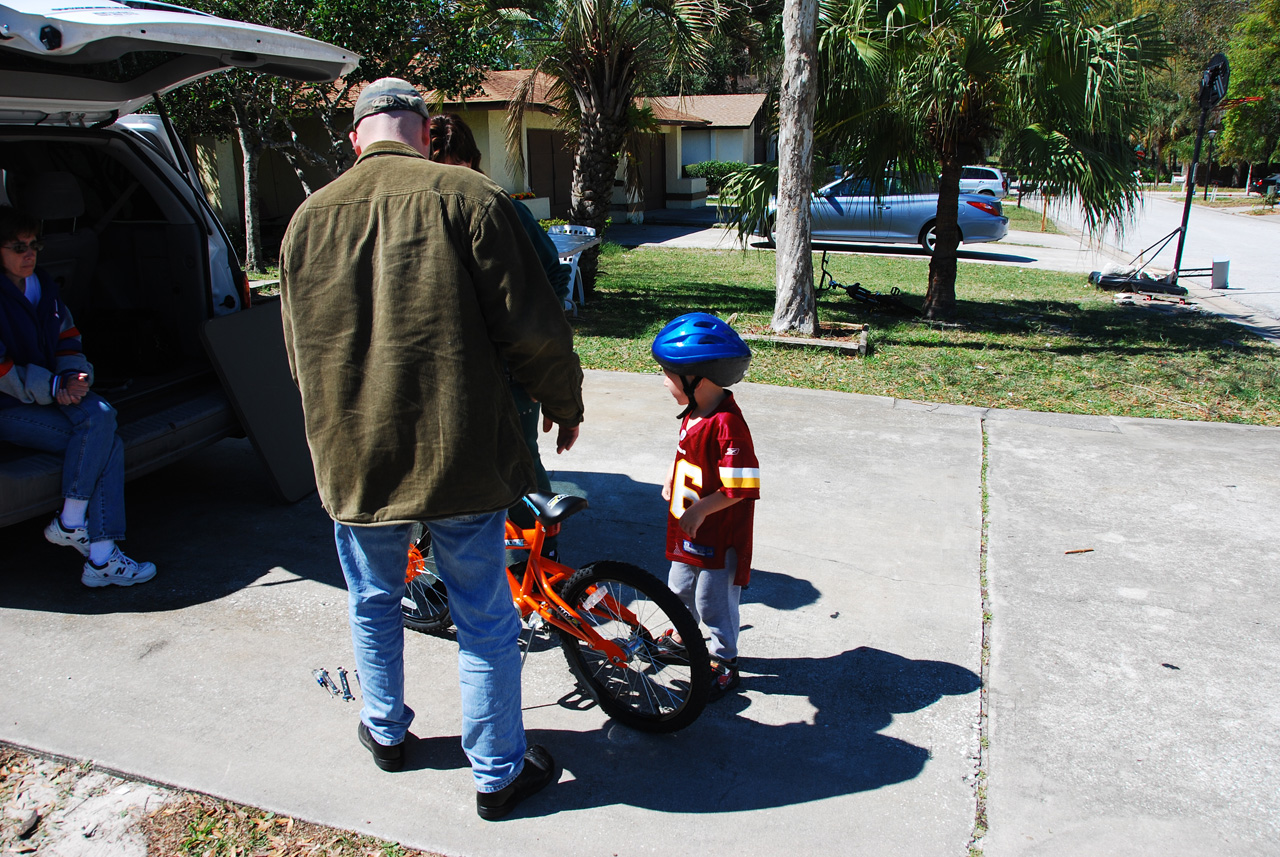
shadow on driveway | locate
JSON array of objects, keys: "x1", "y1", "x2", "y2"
[{"x1": 409, "y1": 645, "x2": 980, "y2": 815}]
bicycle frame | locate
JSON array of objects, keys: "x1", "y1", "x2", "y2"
[{"x1": 502, "y1": 519, "x2": 633, "y2": 665}]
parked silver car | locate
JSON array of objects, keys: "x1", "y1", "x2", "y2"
[
  {"x1": 959, "y1": 165, "x2": 1008, "y2": 197},
  {"x1": 766, "y1": 175, "x2": 1009, "y2": 253},
  {"x1": 0, "y1": 0, "x2": 356, "y2": 527}
]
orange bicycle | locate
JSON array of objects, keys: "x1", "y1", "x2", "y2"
[{"x1": 402, "y1": 493, "x2": 711, "y2": 732}]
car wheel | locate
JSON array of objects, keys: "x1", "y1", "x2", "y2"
[
  {"x1": 920, "y1": 222, "x2": 938, "y2": 254},
  {"x1": 979, "y1": 189, "x2": 996, "y2": 196},
  {"x1": 758, "y1": 215, "x2": 776, "y2": 247}
]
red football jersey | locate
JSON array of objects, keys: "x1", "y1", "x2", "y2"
[{"x1": 665, "y1": 391, "x2": 759, "y2": 585}]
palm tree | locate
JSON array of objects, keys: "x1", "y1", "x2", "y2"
[
  {"x1": 470, "y1": 0, "x2": 749, "y2": 290},
  {"x1": 730, "y1": 0, "x2": 1168, "y2": 324}
]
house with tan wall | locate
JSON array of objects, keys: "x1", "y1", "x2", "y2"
[{"x1": 194, "y1": 71, "x2": 769, "y2": 236}]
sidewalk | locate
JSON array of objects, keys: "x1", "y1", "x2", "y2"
[{"x1": 2, "y1": 370, "x2": 1277, "y2": 855}]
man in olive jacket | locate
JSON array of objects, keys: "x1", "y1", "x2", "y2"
[{"x1": 280, "y1": 78, "x2": 583, "y2": 820}]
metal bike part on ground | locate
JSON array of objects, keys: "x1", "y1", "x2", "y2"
[{"x1": 817, "y1": 251, "x2": 921, "y2": 316}]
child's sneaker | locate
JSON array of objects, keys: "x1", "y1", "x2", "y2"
[
  {"x1": 651, "y1": 631, "x2": 688, "y2": 664},
  {"x1": 708, "y1": 658, "x2": 740, "y2": 701},
  {"x1": 81, "y1": 548, "x2": 157, "y2": 588},
  {"x1": 44, "y1": 515, "x2": 90, "y2": 557}
]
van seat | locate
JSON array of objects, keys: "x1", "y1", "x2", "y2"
[
  {"x1": 13, "y1": 171, "x2": 100, "y2": 315},
  {"x1": 0, "y1": 382, "x2": 237, "y2": 529}
]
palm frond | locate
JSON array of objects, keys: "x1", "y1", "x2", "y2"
[{"x1": 721, "y1": 162, "x2": 778, "y2": 244}]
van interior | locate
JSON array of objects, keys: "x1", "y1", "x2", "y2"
[{"x1": 0, "y1": 126, "x2": 240, "y2": 527}]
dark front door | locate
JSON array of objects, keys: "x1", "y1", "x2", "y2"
[
  {"x1": 636, "y1": 133, "x2": 666, "y2": 210},
  {"x1": 527, "y1": 129, "x2": 575, "y2": 218}
]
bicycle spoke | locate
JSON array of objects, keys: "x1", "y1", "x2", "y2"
[{"x1": 559, "y1": 561, "x2": 709, "y2": 732}]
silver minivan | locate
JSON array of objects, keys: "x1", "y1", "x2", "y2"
[
  {"x1": 958, "y1": 165, "x2": 1008, "y2": 197},
  {"x1": 0, "y1": 0, "x2": 356, "y2": 526}
]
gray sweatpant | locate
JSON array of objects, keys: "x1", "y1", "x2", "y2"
[{"x1": 668, "y1": 548, "x2": 741, "y2": 661}]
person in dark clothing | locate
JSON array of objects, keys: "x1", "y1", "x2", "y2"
[
  {"x1": 0, "y1": 205, "x2": 155, "y2": 586},
  {"x1": 426, "y1": 112, "x2": 572, "y2": 557}
]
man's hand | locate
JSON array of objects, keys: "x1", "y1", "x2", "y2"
[
  {"x1": 56, "y1": 372, "x2": 89, "y2": 406},
  {"x1": 542, "y1": 415, "x2": 580, "y2": 454}
]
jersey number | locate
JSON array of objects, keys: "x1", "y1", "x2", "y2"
[{"x1": 670, "y1": 459, "x2": 703, "y2": 518}]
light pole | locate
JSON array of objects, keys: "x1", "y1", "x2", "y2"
[{"x1": 1203, "y1": 129, "x2": 1217, "y2": 201}]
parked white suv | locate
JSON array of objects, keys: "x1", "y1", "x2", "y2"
[
  {"x1": 0, "y1": 0, "x2": 356, "y2": 527},
  {"x1": 959, "y1": 166, "x2": 1008, "y2": 197}
]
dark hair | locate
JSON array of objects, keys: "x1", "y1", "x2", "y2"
[
  {"x1": 0, "y1": 206, "x2": 40, "y2": 245},
  {"x1": 428, "y1": 113, "x2": 482, "y2": 172}
]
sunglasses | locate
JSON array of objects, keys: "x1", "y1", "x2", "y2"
[{"x1": 2, "y1": 241, "x2": 43, "y2": 254}]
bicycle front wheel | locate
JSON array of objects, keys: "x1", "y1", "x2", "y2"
[
  {"x1": 402, "y1": 527, "x2": 452, "y2": 634},
  {"x1": 558, "y1": 561, "x2": 710, "y2": 733}
]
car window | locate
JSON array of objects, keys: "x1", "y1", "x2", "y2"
[
  {"x1": 0, "y1": 139, "x2": 167, "y2": 223},
  {"x1": 898, "y1": 174, "x2": 936, "y2": 194},
  {"x1": 826, "y1": 177, "x2": 871, "y2": 196}
]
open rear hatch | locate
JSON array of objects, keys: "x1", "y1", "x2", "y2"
[
  {"x1": 1, "y1": 1, "x2": 354, "y2": 506},
  {"x1": 0, "y1": 0, "x2": 357, "y2": 124}
]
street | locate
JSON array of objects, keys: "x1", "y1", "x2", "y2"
[{"x1": 1049, "y1": 193, "x2": 1280, "y2": 320}]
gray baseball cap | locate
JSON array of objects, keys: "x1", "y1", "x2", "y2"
[{"x1": 352, "y1": 77, "x2": 430, "y2": 128}]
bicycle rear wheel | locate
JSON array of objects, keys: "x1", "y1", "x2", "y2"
[
  {"x1": 402, "y1": 527, "x2": 452, "y2": 634},
  {"x1": 558, "y1": 561, "x2": 710, "y2": 732}
]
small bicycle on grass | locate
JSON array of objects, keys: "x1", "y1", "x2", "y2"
[
  {"x1": 817, "y1": 250, "x2": 920, "y2": 316},
  {"x1": 402, "y1": 492, "x2": 711, "y2": 733}
]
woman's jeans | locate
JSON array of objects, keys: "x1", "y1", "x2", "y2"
[
  {"x1": 0, "y1": 392, "x2": 125, "y2": 542},
  {"x1": 333, "y1": 510, "x2": 527, "y2": 792}
]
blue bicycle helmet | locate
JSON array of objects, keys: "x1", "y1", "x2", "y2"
[{"x1": 652, "y1": 313, "x2": 752, "y2": 417}]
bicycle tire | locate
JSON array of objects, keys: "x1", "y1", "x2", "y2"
[
  {"x1": 558, "y1": 561, "x2": 711, "y2": 733},
  {"x1": 402, "y1": 528, "x2": 452, "y2": 634}
]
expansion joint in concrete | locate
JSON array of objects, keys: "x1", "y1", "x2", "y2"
[{"x1": 968, "y1": 418, "x2": 992, "y2": 856}]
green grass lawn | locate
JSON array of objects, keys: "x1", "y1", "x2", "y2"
[
  {"x1": 1002, "y1": 202, "x2": 1061, "y2": 233},
  {"x1": 578, "y1": 244, "x2": 1279, "y2": 425}
]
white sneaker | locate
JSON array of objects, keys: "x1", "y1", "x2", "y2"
[
  {"x1": 81, "y1": 548, "x2": 157, "y2": 588},
  {"x1": 44, "y1": 515, "x2": 90, "y2": 557}
]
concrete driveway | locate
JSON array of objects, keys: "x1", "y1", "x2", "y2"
[{"x1": 2, "y1": 370, "x2": 1277, "y2": 855}]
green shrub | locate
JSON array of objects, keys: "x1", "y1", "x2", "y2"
[
  {"x1": 685, "y1": 161, "x2": 749, "y2": 194},
  {"x1": 539, "y1": 218, "x2": 568, "y2": 229}
]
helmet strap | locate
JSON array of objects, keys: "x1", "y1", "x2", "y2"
[{"x1": 677, "y1": 375, "x2": 702, "y2": 420}]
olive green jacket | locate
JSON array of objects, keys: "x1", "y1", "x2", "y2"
[{"x1": 280, "y1": 141, "x2": 584, "y2": 525}]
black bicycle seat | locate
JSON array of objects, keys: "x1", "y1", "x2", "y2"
[{"x1": 520, "y1": 492, "x2": 589, "y2": 525}]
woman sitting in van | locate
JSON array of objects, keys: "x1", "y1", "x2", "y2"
[{"x1": 0, "y1": 205, "x2": 156, "y2": 587}]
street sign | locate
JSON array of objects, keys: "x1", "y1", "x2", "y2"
[{"x1": 1200, "y1": 53, "x2": 1229, "y2": 109}]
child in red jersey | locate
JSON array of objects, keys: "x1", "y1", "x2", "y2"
[{"x1": 651, "y1": 313, "x2": 759, "y2": 700}]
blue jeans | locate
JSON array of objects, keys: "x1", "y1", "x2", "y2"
[
  {"x1": 333, "y1": 511, "x2": 527, "y2": 792},
  {"x1": 0, "y1": 392, "x2": 125, "y2": 542}
]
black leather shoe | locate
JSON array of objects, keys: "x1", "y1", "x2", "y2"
[
  {"x1": 358, "y1": 722, "x2": 404, "y2": 772},
  {"x1": 476, "y1": 745, "x2": 557, "y2": 820}
]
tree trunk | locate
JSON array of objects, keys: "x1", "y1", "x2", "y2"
[
  {"x1": 923, "y1": 154, "x2": 963, "y2": 319},
  {"x1": 772, "y1": 0, "x2": 818, "y2": 335},
  {"x1": 279, "y1": 148, "x2": 317, "y2": 198},
  {"x1": 570, "y1": 106, "x2": 625, "y2": 298},
  {"x1": 232, "y1": 102, "x2": 263, "y2": 274}
]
